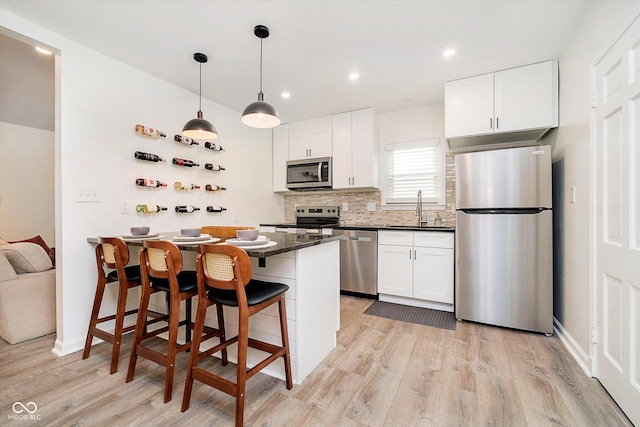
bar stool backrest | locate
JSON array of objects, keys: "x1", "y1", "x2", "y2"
[
  {"x1": 98, "y1": 237, "x2": 130, "y2": 270},
  {"x1": 142, "y1": 240, "x2": 183, "y2": 280},
  {"x1": 198, "y1": 245, "x2": 252, "y2": 292}
]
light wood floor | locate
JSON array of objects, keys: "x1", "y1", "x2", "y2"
[{"x1": 0, "y1": 296, "x2": 632, "y2": 426}]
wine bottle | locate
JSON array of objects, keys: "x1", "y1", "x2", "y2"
[
  {"x1": 205, "y1": 184, "x2": 227, "y2": 192},
  {"x1": 174, "y1": 181, "x2": 201, "y2": 190},
  {"x1": 135, "y1": 124, "x2": 166, "y2": 137},
  {"x1": 134, "y1": 151, "x2": 166, "y2": 162},
  {"x1": 174, "y1": 135, "x2": 200, "y2": 146},
  {"x1": 135, "y1": 178, "x2": 167, "y2": 188},
  {"x1": 204, "y1": 142, "x2": 223, "y2": 151},
  {"x1": 204, "y1": 163, "x2": 225, "y2": 171},
  {"x1": 136, "y1": 204, "x2": 167, "y2": 213},
  {"x1": 206, "y1": 206, "x2": 227, "y2": 213},
  {"x1": 175, "y1": 205, "x2": 200, "y2": 213},
  {"x1": 172, "y1": 157, "x2": 200, "y2": 167}
]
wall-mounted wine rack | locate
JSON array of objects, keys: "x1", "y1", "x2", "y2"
[{"x1": 134, "y1": 123, "x2": 227, "y2": 217}]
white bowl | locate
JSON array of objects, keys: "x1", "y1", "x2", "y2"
[{"x1": 236, "y1": 229, "x2": 259, "y2": 241}]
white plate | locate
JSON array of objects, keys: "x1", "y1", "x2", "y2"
[
  {"x1": 173, "y1": 237, "x2": 221, "y2": 245},
  {"x1": 225, "y1": 236, "x2": 270, "y2": 246},
  {"x1": 226, "y1": 240, "x2": 277, "y2": 250},
  {"x1": 121, "y1": 234, "x2": 163, "y2": 242},
  {"x1": 172, "y1": 234, "x2": 212, "y2": 242}
]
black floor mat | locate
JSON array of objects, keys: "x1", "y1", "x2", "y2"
[{"x1": 364, "y1": 300, "x2": 457, "y2": 330}]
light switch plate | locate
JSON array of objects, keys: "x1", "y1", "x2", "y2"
[
  {"x1": 569, "y1": 186, "x2": 576, "y2": 203},
  {"x1": 75, "y1": 188, "x2": 100, "y2": 203},
  {"x1": 342, "y1": 203, "x2": 348, "y2": 211},
  {"x1": 367, "y1": 202, "x2": 376, "y2": 211}
]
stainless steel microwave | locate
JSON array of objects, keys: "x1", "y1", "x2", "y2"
[{"x1": 286, "y1": 157, "x2": 332, "y2": 190}]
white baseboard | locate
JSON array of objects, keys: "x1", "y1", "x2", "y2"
[{"x1": 553, "y1": 317, "x2": 592, "y2": 377}]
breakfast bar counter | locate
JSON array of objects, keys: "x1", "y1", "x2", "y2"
[{"x1": 86, "y1": 231, "x2": 341, "y2": 385}]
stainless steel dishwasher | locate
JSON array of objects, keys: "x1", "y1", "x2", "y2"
[{"x1": 332, "y1": 229, "x2": 378, "y2": 297}]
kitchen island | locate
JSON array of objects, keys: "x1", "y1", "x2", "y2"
[{"x1": 86, "y1": 232, "x2": 342, "y2": 385}]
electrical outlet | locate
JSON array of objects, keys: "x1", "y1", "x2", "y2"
[
  {"x1": 342, "y1": 203, "x2": 348, "y2": 211},
  {"x1": 570, "y1": 186, "x2": 576, "y2": 204},
  {"x1": 121, "y1": 201, "x2": 130, "y2": 214},
  {"x1": 367, "y1": 202, "x2": 376, "y2": 211},
  {"x1": 75, "y1": 188, "x2": 100, "y2": 203}
]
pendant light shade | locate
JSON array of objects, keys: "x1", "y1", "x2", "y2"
[
  {"x1": 183, "y1": 53, "x2": 218, "y2": 140},
  {"x1": 241, "y1": 25, "x2": 281, "y2": 129}
]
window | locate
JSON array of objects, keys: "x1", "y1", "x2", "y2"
[{"x1": 382, "y1": 139, "x2": 445, "y2": 207}]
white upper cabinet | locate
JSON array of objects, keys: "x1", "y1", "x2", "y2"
[
  {"x1": 444, "y1": 73, "x2": 495, "y2": 138},
  {"x1": 331, "y1": 108, "x2": 379, "y2": 190},
  {"x1": 445, "y1": 60, "x2": 558, "y2": 146},
  {"x1": 288, "y1": 116, "x2": 332, "y2": 160},
  {"x1": 272, "y1": 124, "x2": 289, "y2": 192}
]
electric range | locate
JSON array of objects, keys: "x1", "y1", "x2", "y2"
[{"x1": 269, "y1": 205, "x2": 340, "y2": 234}]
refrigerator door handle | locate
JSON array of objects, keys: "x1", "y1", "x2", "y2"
[{"x1": 459, "y1": 208, "x2": 550, "y2": 215}]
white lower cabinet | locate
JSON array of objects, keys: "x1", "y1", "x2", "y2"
[{"x1": 377, "y1": 230, "x2": 454, "y2": 311}]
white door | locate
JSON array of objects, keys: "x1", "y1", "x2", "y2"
[{"x1": 594, "y1": 14, "x2": 640, "y2": 426}]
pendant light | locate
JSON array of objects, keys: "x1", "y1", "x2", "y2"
[
  {"x1": 183, "y1": 52, "x2": 218, "y2": 139},
  {"x1": 241, "y1": 25, "x2": 281, "y2": 128}
]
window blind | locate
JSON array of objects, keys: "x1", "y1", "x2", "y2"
[{"x1": 384, "y1": 140, "x2": 440, "y2": 204}]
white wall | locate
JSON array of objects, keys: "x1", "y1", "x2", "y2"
[
  {"x1": 0, "y1": 10, "x2": 284, "y2": 355},
  {"x1": 379, "y1": 104, "x2": 444, "y2": 147},
  {"x1": 0, "y1": 122, "x2": 55, "y2": 244},
  {"x1": 550, "y1": 0, "x2": 640, "y2": 370}
]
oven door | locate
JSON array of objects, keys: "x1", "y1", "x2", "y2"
[{"x1": 286, "y1": 157, "x2": 332, "y2": 190}]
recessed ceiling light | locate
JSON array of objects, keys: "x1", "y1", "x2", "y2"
[
  {"x1": 349, "y1": 72, "x2": 359, "y2": 80},
  {"x1": 281, "y1": 92, "x2": 290, "y2": 99},
  {"x1": 35, "y1": 47, "x2": 52, "y2": 55},
  {"x1": 443, "y1": 49, "x2": 456, "y2": 57}
]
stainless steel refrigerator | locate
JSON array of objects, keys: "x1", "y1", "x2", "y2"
[{"x1": 455, "y1": 145, "x2": 553, "y2": 334}]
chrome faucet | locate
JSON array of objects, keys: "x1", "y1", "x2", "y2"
[{"x1": 416, "y1": 190, "x2": 427, "y2": 227}]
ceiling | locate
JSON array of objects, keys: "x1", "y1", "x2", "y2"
[{"x1": 0, "y1": 0, "x2": 592, "y2": 124}]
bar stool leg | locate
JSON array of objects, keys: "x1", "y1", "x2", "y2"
[
  {"x1": 127, "y1": 281, "x2": 152, "y2": 383},
  {"x1": 82, "y1": 277, "x2": 106, "y2": 360},
  {"x1": 181, "y1": 294, "x2": 209, "y2": 412},
  {"x1": 235, "y1": 313, "x2": 249, "y2": 427},
  {"x1": 109, "y1": 282, "x2": 129, "y2": 374},
  {"x1": 164, "y1": 290, "x2": 181, "y2": 403},
  {"x1": 278, "y1": 295, "x2": 293, "y2": 390}
]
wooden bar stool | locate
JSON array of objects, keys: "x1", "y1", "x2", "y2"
[
  {"x1": 83, "y1": 237, "x2": 163, "y2": 374},
  {"x1": 126, "y1": 240, "x2": 225, "y2": 403},
  {"x1": 181, "y1": 244, "x2": 293, "y2": 426}
]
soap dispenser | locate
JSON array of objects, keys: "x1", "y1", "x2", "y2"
[{"x1": 434, "y1": 211, "x2": 442, "y2": 226}]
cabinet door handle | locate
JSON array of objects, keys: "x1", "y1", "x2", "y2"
[
  {"x1": 490, "y1": 118, "x2": 493, "y2": 130},
  {"x1": 496, "y1": 117, "x2": 499, "y2": 129},
  {"x1": 409, "y1": 250, "x2": 412, "y2": 260},
  {"x1": 351, "y1": 176, "x2": 355, "y2": 186},
  {"x1": 414, "y1": 249, "x2": 417, "y2": 259}
]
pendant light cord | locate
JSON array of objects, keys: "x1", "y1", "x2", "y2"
[
  {"x1": 199, "y1": 61, "x2": 203, "y2": 111},
  {"x1": 259, "y1": 38, "x2": 263, "y2": 94}
]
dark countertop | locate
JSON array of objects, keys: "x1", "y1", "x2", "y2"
[
  {"x1": 260, "y1": 223, "x2": 455, "y2": 232},
  {"x1": 87, "y1": 231, "x2": 343, "y2": 259},
  {"x1": 335, "y1": 224, "x2": 455, "y2": 232}
]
